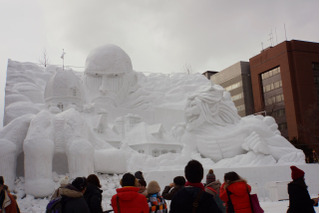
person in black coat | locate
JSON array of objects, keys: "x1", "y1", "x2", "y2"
[
  {"x1": 162, "y1": 176, "x2": 185, "y2": 200},
  {"x1": 84, "y1": 174, "x2": 103, "y2": 213},
  {"x1": 287, "y1": 166, "x2": 318, "y2": 213},
  {"x1": 170, "y1": 160, "x2": 222, "y2": 213},
  {"x1": 60, "y1": 177, "x2": 90, "y2": 213}
]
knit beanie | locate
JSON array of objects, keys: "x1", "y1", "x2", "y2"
[
  {"x1": 147, "y1": 180, "x2": 161, "y2": 194},
  {"x1": 206, "y1": 169, "x2": 216, "y2": 185},
  {"x1": 60, "y1": 176, "x2": 69, "y2": 187},
  {"x1": 290, "y1": 166, "x2": 305, "y2": 180}
]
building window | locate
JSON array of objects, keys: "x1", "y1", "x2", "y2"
[
  {"x1": 278, "y1": 122, "x2": 288, "y2": 131},
  {"x1": 261, "y1": 67, "x2": 280, "y2": 80},
  {"x1": 273, "y1": 108, "x2": 286, "y2": 117},
  {"x1": 265, "y1": 94, "x2": 284, "y2": 106},
  {"x1": 263, "y1": 80, "x2": 282, "y2": 92},
  {"x1": 236, "y1": 104, "x2": 245, "y2": 112},
  {"x1": 231, "y1": 93, "x2": 243, "y2": 101},
  {"x1": 225, "y1": 82, "x2": 242, "y2": 92},
  {"x1": 261, "y1": 67, "x2": 284, "y2": 107},
  {"x1": 312, "y1": 62, "x2": 319, "y2": 96}
]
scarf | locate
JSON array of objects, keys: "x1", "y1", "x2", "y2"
[{"x1": 185, "y1": 181, "x2": 205, "y2": 191}]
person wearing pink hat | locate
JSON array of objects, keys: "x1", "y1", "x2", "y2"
[{"x1": 287, "y1": 166, "x2": 318, "y2": 213}]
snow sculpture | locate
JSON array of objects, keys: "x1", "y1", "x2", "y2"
[
  {"x1": 120, "y1": 114, "x2": 183, "y2": 156},
  {"x1": 182, "y1": 85, "x2": 305, "y2": 164},
  {"x1": 44, "y1": 69, "x2": 84, "y2": 112},
  {"x1": 0, "y1": 45, "x2": 306, "y2": 197}
]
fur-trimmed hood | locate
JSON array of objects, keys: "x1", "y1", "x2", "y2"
[{"x1": 59, "y1": 184, "x2": 83, "y2": 198}]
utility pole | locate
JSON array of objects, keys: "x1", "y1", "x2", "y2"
[
  {"x1": 61, "y1": 49, "x2": 66, "y2": 70},
  {"x1": 274, "y1": 27, "x2": 278, "y2": 44},
  {"x1": 268, "y1": 31, "x2": 274, "y2": 46}
]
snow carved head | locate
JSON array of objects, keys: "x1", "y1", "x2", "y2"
[
  {"x1": 84, "y1": 44, "x2": 138, "y2": 107},
  {"x1": 185, "y1": 85, "x2": 241, "y2": 130}
]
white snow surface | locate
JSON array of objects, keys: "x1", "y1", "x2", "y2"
[{"x1": 0, "y1": 45, "x2": 308, "y2": 198}]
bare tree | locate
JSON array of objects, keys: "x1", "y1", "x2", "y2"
[
  {"x1": 39, "y1": 48, "x2": 49, "y2": 67},
  {"x1": 184, "y1": 64, "x2": 192, "y2": 74}
]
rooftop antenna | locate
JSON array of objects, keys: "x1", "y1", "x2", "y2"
[
  {"x1": 261, "y1": 42, "x2": 264, "y2": 51},
  {"x1": 284, "y1": 24, "x2": 287, "y2": 41},
  {"x1": 268, "y1": 31, "x2": 274, "y2": 46},
  {"x1": 61, "y1": 49, "x2": 66, "y2": 70},
  {"x1": 274, "y1": 27, "x2": 278, "y2": 44}
]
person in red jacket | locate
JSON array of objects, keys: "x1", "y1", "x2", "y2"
[
  {"x1": 220, "y1": 171, "x2": 252, "y2": 213},
  {"x1": 0, "y1": 176, "x2": 20, "y2": 213},
  {"x1": 111, "y1": 173, "x2": 149, "y2": 213}
]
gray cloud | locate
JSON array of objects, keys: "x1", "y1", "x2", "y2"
[{"x1": 34, "y1": 0, "x2": 318, "y2": 73}]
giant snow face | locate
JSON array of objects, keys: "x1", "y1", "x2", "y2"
[{"x1": 83, "y1": 44, "x2": 138, "y2": 108}]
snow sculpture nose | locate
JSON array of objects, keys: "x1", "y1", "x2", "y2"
[{"x1": 99, "y1": 75, "x2": 108, "y2": 95}]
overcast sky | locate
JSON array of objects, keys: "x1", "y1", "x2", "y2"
[{"x1": 0, "y1": 0, "x2": 319, "y2": 126}]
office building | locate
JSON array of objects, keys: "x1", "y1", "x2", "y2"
[
  {"x1": 210, "y1": 61, "x2": 254, "y2": 117},
  {"x1": 249, "y1": 40, "x2": 319, "y2": 158}
]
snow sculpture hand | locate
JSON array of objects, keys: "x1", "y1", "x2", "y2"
[{"x1": 242, "y1": 131, "x2": 270, "y2": 155}]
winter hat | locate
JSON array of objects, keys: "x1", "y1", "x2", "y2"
[
  {"x1": 147, "y1": 180, "x2": 161, "y2": 194},
  {"x1": 121, "y1": 173, "x2": 136, "y2": 187},
  {"x1": 185, "y1": 160, "x2": 204, "y2": 183},
  {"x1": 290, "y1": 166, "x2": 305, "y2": 180},
  {"x1": 72, "y1": 177, "x2": 87, "y2": 191},
  {"x1": 0, "y1": 176, "x2": 3, "y2": 186},
  {"x1": 173, "y1": 176, "x2": 186, "y2": 186},
  {"x1": 60, "y1": 176, "x2": 69, "y2": 187},
  {"x1": 206, "y1": 169, "x2": 216, "y2": 184}
]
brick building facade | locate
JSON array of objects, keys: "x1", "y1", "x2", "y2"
[{"x1": 249, "y1": 40, "x2": 319, "y2": 160}]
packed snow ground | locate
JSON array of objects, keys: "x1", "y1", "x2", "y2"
[{"x1": 13, "y1": 169, "x2": 319, "y2": 213}]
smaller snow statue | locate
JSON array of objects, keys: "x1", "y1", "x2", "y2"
[
  {"x1": 182, "y1": 85, "x2": 305, "y2": 165},
  {"x1": 44, "y1": 69, "x2": 84, "y2": 112},
  {"x1": 22, "y1": 70, "x2": 97, "y2": 197},
  {"x1": 14, "y1": 69, "x2": 118, "y2": 197}
]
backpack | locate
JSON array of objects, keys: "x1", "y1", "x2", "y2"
[{"x1": 46, "y1": 197, "x2": 63, "y2": 213}]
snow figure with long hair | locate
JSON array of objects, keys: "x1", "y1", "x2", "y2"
[{"x1": 182, "y1": 85, "x2": 305, "y2": 165}]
